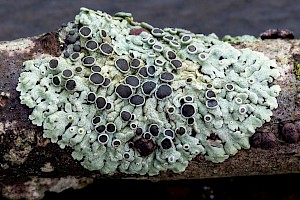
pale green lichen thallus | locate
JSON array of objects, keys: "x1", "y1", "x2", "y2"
[{"x1": 16, "y1": 8, "x2": 281, "y2": 175}]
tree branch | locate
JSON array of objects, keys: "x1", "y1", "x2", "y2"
[{"x1": 1, "y1": 33, "x2": 300, "y2": 199}]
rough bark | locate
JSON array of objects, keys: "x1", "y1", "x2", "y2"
[{"x1": 1, "y1": 32, "x2": 300, "y2": 199}]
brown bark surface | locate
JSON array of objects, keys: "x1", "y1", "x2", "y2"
[{"x1": 1, "y1": 32, "x2": 300, "y2": 198}]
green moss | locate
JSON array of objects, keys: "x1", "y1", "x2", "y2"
[{"x1": 294, "y1": 62, "x2": 300, "y2": 80}]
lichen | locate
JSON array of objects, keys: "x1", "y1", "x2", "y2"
[
  {"x1": 221, "y1": 35, "x2": 258, "y2": 44},
  {"x1": 16, "y1": 7, "x2": 281, "y2": 175}
]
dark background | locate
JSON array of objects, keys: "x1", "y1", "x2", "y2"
[
  {"x1": 0, "y1": 0, "x2": 299, "y2": 41},
  {"x1": 1, "y1": 0, "x2": 300, "y2": 199},
  {"x1": 42, "y1": 174, "x2": 300, "y2": 200}
]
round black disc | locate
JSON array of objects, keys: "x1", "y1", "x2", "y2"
[
  {"x1": 155, "y1": 84, "x2": 172, "y2": 100},
  {"x1": 181, "y1": 104, "x2": 195, "y2": 118},
  {"x1": 65, "y1": 79, "x2": 76, "y2": 91},
  {"x1": 141, "y1": 81, "x2": 156, "y2": 96},
  {"x1": 129, "y1": 94, "x2": 145, "y2": 106},
  {"x1": 116, "y1": 84, "x2": 133, "y2": 99},
  {"x1": 95, "y1": 96, "x2": 107, "y2": 110}
]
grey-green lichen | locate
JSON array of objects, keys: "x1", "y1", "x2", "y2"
[
  {"x1": 16, "y1": 8, "x2": 281, "y2": 175},
  {"x1": 221, "y1": 35, "x2": 258, "y2": 44}
]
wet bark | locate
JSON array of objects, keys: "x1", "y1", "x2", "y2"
[{"x1": 1, "y1": 32, "x2": 300, "y2": 199}]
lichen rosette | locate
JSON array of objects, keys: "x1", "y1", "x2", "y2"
[{"x1": 16, "y1": 8, "x2": 281, "y2": 175}]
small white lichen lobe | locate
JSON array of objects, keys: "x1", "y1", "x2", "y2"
[{"x1": 16, "y1": 8, "x2": 280, "y2": 175}]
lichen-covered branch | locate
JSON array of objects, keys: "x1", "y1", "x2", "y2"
[{"x1": 1, "y1": 7, "x2": 300, "y2": 200}]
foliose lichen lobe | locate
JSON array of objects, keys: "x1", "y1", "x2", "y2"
[{"x1": 16, "y1": 7, "x2": 281, "y2": 175}]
